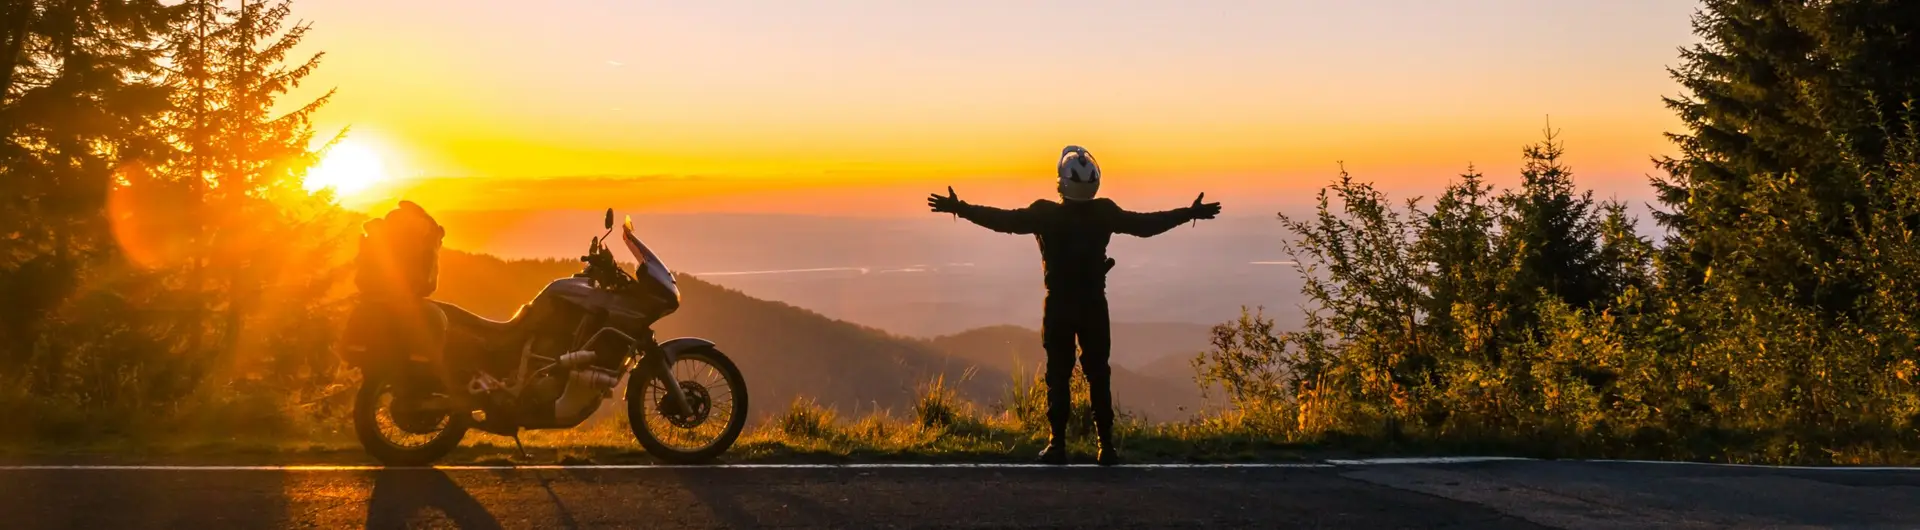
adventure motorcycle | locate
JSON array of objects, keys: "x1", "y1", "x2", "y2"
[{"x1": 343, "y1": 209, "x2": 749, "y2": 466}]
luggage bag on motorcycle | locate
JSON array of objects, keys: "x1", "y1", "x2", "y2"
[{"x1": 343, "y1": 201, "x2": 446, "y2": 369}]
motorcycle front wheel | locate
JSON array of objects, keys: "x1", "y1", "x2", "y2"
[
  {"x1": 627, "y1": 347, "x2": 749, "y2": 464},
  {"x1": 354, "y1": 371, "x2": 469, "y2": 466}
]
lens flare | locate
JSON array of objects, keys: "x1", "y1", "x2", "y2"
[{"x1": 107, "y1": 161, "x2": 191, "y2": 269}]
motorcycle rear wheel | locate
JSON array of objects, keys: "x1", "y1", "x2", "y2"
[
  {"x1": 354, "y1": 371, "x2": 469, "y2": 466},
  {"x1": 627, "y1": 347, "x2": 749, "y2": 464}
]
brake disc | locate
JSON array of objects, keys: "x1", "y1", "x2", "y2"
[{"x1": 657, "y1": 381, "x2": 712, "y2": 429}]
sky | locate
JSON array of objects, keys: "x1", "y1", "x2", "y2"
[{"x1": 287, "y1": 0, "x2": 1703, "y2": 216}]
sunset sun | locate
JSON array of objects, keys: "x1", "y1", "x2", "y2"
[{"x1": 303, "y1": 139, "x2": 387, "y2": 196}]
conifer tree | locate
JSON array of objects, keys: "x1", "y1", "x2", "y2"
[
  {"x1": 0, "y1": 0, "x2": 172, "y2": 373},
  {"x1": 1497, "y1": 127, "x2": 1604, "y2": 323},
  {"x1": 1414, "y1": 168, "x2": 1502, "y2": 365},
  {"x1": 1656, "y1": 0, "x2": 1920, "y2": 314},
  {"x1": 159, "y1": 0, "x2": 338, "y2": 384}
]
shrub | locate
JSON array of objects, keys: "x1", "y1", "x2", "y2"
[{"x1": 776, "y1": 397, "x2": 839, "y2": 441}]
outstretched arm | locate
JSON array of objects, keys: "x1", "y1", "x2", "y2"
[
  {"x1": 957, "y1": 203, "x2": 1043, "y2": 234},
  {"x1": 1108, "y1": 193, "x2": 1222, "y2": 237},
  {"x1": 1107, "y1": 207, "x2": 1191, "y2": 238},
  {"x1": 928, "y1": 187, "x2": 1041, "y2": 234}
]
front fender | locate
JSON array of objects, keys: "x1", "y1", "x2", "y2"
[{"x1": 657, "y1": 337, "x2": 717, "y2": 364}]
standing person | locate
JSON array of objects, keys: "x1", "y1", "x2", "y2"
[{"x1": 926, "y1": 145, "x2": 1222, "y2": 466}]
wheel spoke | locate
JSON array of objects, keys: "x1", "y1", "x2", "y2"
[{"x1": 634, "y1": 353, "x2": 742, "y2": 454}]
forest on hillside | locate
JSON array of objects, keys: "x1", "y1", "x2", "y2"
[
  {"x1": 6, "y1": 0, "x2": 1920, "y2": 465},
  {"x1": 427, "y1": 250, "x2": 1204, "y2": 423}
]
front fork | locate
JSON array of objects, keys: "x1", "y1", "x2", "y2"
[{"x1": 634, "y1": 343, "x2": 694, "y2": 415}]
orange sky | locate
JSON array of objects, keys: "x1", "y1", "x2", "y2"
[{"x1": 288, "y1": 1, "x2": 1701, "y2": 215}]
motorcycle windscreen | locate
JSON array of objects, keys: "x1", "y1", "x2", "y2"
[{"x1": 622, "y1": 222, "x2": 680, "y2": 300}]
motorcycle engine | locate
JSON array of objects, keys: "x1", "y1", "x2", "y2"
[{"x1": 522, "y1": 373, "x2": 565, "y2": 419}]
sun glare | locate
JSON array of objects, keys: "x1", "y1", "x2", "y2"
[{"x1": 304, "y1": 139, "x2": 387, "y2": 196}]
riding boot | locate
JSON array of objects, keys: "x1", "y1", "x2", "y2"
[
  {"x1": 1038, "y1": 421, "x2": 1068, "y2": 465},
  {"x1": 1095, "y1": 421, "x2": 1120, "y2": 466},
  {"x1": 1078, "y1": 296, "x2": 1118, "y2": 467}
]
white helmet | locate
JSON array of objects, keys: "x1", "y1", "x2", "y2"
[{"x1": 1057, "y1": 145, "x2": 1101, "y2": 201}]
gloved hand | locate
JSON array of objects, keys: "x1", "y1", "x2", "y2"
[
  {"x1": 928, "y1": 186, "x2": 966, "y2": 214},
  {"x1": 1187, "y1": 193, "x2": 1222, "y2": 220}
]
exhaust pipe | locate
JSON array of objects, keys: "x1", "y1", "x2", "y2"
[
  {"x1": 558, "y1": 350, "x2": 598, "y2": 368},
  {"x1": 550, "y1": 327, "x2": 636, "y2": 425},
  {"x1": 553, "y1": 367, "x2": 619, "y2": 426}
]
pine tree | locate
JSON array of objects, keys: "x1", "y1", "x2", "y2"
[
  {"x1": 212, "y1": 0, "x2": 341, "y2": 388},
  {"x1": 0, "y1": 1, "x2": 42, "y2": 99},
  {"x1": 1414, "y1": 167, "x2": 1502, "y2": 364},
  {"x1": 1497, "y1": 126, "x2": 1605, "y2": 326},
  {"x1": 0, "y1": 0, "x2": 341, "y2": 403},
  {"x1": 1592, "y1": 201, "x2": 1653, "y2": 306},
  {"x1": 1655, "y1": 0, "x2": 1920, "y2": 314},
  {"x1": 0, "y1": 0, "x2": 173, "y2": 373},
  {"x1": 157, "y1": 0, "x2": 338, "y2": 385}
]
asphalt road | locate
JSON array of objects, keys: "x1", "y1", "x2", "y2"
[{"x1": 4, "y1": 460, "x2": 1920, "y2": 529}]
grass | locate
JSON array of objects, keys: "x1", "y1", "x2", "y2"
[
  {"x1": 30, "y1": 366, "x2": 1876, "y2": 467},
  {"x1": 21, "y1": 371, "x2": 1918, "y2": 467},
  {"x1": 0, "y1": 374, "x2": 1329, "y2": 466},
  {"x1": 24, "y1": 388, "x2": 1912, "y2": 467}
]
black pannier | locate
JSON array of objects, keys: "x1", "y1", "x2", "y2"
[
  {"x1": 355, "y1": 200, "x2": 444, "y2": 298},
  {"x1": 344, "y1": 201, "x2": 445, "y2": 368}
]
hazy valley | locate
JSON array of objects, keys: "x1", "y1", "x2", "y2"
[
  {"x1": 414, "y1": 209, "x2": 1295, "y2": 422},
  {"x1": 433, "y1": 209, "x2": 1303, "y2": 337}
]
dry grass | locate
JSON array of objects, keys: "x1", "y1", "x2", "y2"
[{"x1": 0, "y1": 373, "x2": 1323, "y2": 465}]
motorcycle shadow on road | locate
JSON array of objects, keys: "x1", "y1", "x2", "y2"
[{"x1": 365, "y1": 468, "x2": 504, "y2": 530}]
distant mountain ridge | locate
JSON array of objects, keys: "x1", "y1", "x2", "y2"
[
  {"x1": 431, "y1": 250, "x2": 1209, "y2": 423},
  {"x1": 425, "y1": 209, "x2": 1308, "y2": 337}
]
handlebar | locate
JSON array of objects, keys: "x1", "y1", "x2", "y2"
[{"x1": 580, "y1": 237, "x2": 634, "y2": 289}]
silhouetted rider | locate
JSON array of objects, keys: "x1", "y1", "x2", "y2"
[{"x1": 928, "y1": 145, "x2": 1221, "y2": 466}]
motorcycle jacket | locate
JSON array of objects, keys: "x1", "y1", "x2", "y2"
[{"x1": 952, "y1": 198, "x2": 1195, "y2": 296}]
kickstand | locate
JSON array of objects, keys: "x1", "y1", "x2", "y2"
[{"x1": 512, "y1": 430, "x2": 532, "y2": 460}]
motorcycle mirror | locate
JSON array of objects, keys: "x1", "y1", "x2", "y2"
[{"x1": 604, "y1": 208, "x2": 614, "y2": 230}]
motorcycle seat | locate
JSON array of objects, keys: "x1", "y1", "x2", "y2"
[{"x1": 433, "y1": 301, "x2": 524, "y2": 342}]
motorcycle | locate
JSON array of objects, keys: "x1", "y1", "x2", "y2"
[{"x1": 343, "y1": 208, "x2": 749, "y2": 466}]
